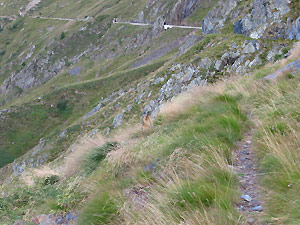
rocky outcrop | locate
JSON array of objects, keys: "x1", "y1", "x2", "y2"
[
  {"x1": 170, "y1": 0, "x2": 203, "y2": 25},
  {"x1": 1, "y1": 56, "x2": 65, "y2": 94},
  {"x1": 287, "y1": 16, "x2": 300, "y2": 40},
  {"x1": 264, "y1": 58, "x2": 300, "y2": 81},
  {"x1": 138, "y1": 0, "x2": 204, "y2": 26},
  {"x1": 202, "y1": 0, "x2": 238, "y2": 34},
  {"x1": 234, "y1": 0, "x2": 290, "y2": 39},
  {"x1": 203, "y1": 0, "x2": 300, "y2": 40}
]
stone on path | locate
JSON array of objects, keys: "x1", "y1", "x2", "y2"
[
  {"x1": 241, "y1": 194, "x2": 252, "y2": 202},
  {"x1": 252, "y1": 206, "x2": 264, "y2": 211}
]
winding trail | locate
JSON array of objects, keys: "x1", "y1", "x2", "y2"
[
  {"x1": 114, "y1": 21, "x2": 152, "y2": 26},
  {"x1": 113, "y1": 21, "x2": 202, "y2": 30},
  {"x1": 163, "y1": 24, "x2": 202, "y2": 30},
  {"x1": 234, "y1": 131, "x2": 264, "y2": 224},
  {"x1": 0, "y1": 15, "x2": 88, "y2": 22},
  {"x1": 30, "y1": 15, "x2": 89, "y2": 22}
]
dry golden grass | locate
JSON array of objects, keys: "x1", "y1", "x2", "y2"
[
  {"x1": 116, "y1": 145, "x2": 239, "y2": 225},
  {"x1": 289, "y1": 41, "x2": 300, "y2": 60},
  {"x1": 159, "y1": 81, "x2": 227, "y2": 118},
  {"x1": 259, "y1": 123, "x2": 300, "y2": 173},
  {"x1": 57, "y1": 122, "x2": 142, "y2": 177},
  {"x1": 111, "y1": 123, "x2": 142, "y2": 143},
  {"x1": 62, "y1": 134, "x2": 108, "y2": 177}
]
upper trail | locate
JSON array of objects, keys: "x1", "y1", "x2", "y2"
[
  {"x1": 113, "y1": 20, "x2": 202, "y2": 30},
  {"x1": 30, "y1": 15, "x2": 88, "y2": 22},
  {"x1": 234, "y1": 130, "x2": 264, "y2": 225}
]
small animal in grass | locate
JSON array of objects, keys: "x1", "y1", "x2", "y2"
[{"x1": 142, "y1": 112, "x2": 153, "y2": 134}]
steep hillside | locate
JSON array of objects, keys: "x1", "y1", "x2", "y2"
[
  {"x1": 1, "y1": 50, "x2": 300, "y2": 224},
  {"x1": 0, "y1": 0, "x2": 300, "y2": 224},
  {"x1": 0, "y1": 0, "x2": 298, "y2": 172}
]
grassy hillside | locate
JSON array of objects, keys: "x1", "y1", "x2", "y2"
[
  {"x1": 1, "y1": 0, "x2": 300, "y2": 223},
  {"x1": 0, "y1": 0, "x2": 297, "y2": 172},
  {"x1": 1, "y1": 50, "x2": 300, "y2": 223}
]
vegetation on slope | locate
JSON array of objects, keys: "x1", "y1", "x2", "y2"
[
  {"x1": 1, "y1": 48, "x2": 300, "y2": 224},
  {"x1": 75, "y1": 53, "x2": 300, "y2": 224},
  {"x1": 250, "y1": 73, "x2": 300, "y2": 224},
  {"x1": 78, "y1": 89, "x2": 247, "y2": 224},
  {"x1": 1, "y1": 0, "x2": 300, "y2": 223},
  {"x1": 0, "y1": 60, "x2": 165, "y2": 168}
]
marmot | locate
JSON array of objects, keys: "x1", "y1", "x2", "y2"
[{"x1": 142, "y1": 112, "x2": 153, "y2": 133}]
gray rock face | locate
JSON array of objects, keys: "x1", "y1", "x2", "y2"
[
  {"x1": 143, "y1": 65, "x2": 207, "y2": 118},
  {"x1": 203, "y1": 0, "x2": 299, "y2": 40},
  {"x1": 287, "y1": 16, "x2": 300, "y2": 40},
  {"x1": 199, "y1": 57, "x2": 212, "y2": 69},
  {"x1": 235, "y1": 0, "x2": 290, "y2": 39},
  {"x1": 1, "y1": 51, "x2": 66, "y2": 95},
  {"x1": 265, "y1": 58, "x2": 300, "y2": 81},
  {"x1": 242, "y1": 40, "x2": 260, "y2": 54},
  {"x1": 267, "y1": 46, "x2": 280, "y2": 61},
  {"x1": 142, "y1": 0, "x2": 203, "y2": 25},
  {"x1": 202, "y1": 0, "x2": 238, "y2": 34},
  {"x1": 249, "y1": 55, "x2": 263, "y2": 68}
]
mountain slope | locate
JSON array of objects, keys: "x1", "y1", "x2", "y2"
[
  {"x1": 0, "y1": 0, "x2": 298, "y2": 183},
  {"x1": 0, "y1": 1, "x2": 300, "y2": 223}
]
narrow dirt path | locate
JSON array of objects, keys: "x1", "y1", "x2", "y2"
[
  {"x1": 30, "y1": 15, "x2": 89, "y2": 21},
  {"x1": 234, "y1": 131, "x2": 264, "y2": 225}
]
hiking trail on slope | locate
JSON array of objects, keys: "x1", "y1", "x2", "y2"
[{"x1": 234, "y1": 131, "x2": 265, "y2": 225}]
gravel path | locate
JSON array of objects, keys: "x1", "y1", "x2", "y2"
[
  {"x1": 30, "y1": 15, "x2": 88, "y2": 21},
  {"x1": 234, "y1": 132, "x2": 264, "y2": 225}
]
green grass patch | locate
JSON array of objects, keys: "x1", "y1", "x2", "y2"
[{"x1": 82, "y1": 142, "x2": 118, "y2": 175}]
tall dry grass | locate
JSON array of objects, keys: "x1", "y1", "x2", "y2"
[
  {"x1": 62, "y1": 134, "x2": 108, "y2": 176},
  {"x1": 117, "y1": 146, "x2": 241, "y2": 225},
  {"x1": 57, "y1": 122, "x2": 142, "y2": 177},
  {"x1": 289, "y1": 41, "x2": 300, "y2": 60},
  {"x1": 159, "y1": 81, "x2": 227, "y2": 118}
]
